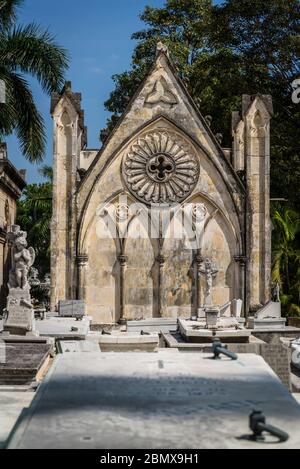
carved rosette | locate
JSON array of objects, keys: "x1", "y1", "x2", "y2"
[{"x1": 122, "y1": 130, "x2": 199, "y2": 205}]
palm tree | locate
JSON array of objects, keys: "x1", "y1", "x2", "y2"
[
  {"x1": 0, "y1": 0, "x2": 68, "y2": 161},
  {"x1": 272, "y1": 207, "x2": 300, "y2": 315}
]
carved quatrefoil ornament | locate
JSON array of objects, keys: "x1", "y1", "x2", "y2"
[{"x1": 122, "y1": 130, "x2": 199, "y2": 205}]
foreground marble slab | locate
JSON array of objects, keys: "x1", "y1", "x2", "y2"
[
  {"x1": 0, "y1": 391, "x2": 35, "y2": 449},
  {"x1": 8, "y1": 352, "x2": 300, "y2": 449}
]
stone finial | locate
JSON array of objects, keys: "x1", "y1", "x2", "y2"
[
  {"x1": 216, "y1": 133, "x2": 223, "y2": 144},
  {"x1": 242, "y1": 93, "x2": 273, "y2": 117},
  {"x1": 0, "y1": 142, "x2": 7, "y2": 160},
  {"x1": 194, "y1": 97, "x2": 202, "y2": 109},
  {"x1": 64, "y1": 81, "x2": 72, "y2": 92},
  {"x1": 19, "y1": 169, "x2": 27, "y2": 180},
  {"x1": 156, "y1": 41, "x2": 169, "y2": 57},
  {"x1": 50, "y1": 80, "x2": 83, "y2": 121},
  {"x1": 205, "y1": 115, "x2": 212, "y2": 127},
  {"x1": 232, "y1": 111, "x2": 241, "y2": 132}
]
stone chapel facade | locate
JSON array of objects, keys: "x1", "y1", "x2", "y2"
[{"x1": 50, "y1": 43, "x2": 272, "y2": 324}]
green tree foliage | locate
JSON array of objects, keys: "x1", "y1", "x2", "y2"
[
  {"x1": 16, "y1": 166, "x2": 52, "y2": 276},
  {"x1": 101, "y1": 0, "x2": 300, "y2": 205},
  {"x1": 0, "y1": 0, "x2": 69, "y2": 162},
  {"x1": 101, "y1": 0, "x2": 300, "y2": 312},
  {"x1": 272, "y1": 207, "x2": 300, "y2": 316}
]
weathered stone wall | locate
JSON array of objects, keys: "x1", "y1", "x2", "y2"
[
  {"x1": 85, "y1": 234, "x2": 117, "y2": 323},
  {"x1": 124, "y1": 235, "x2": 154, "y2": 320},
  {"x1": 76, "y1": 112, "x2": 243, "y2": 322}
]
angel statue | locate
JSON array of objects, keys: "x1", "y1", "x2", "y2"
[
  {"x1": 200, "y1": 258, "x2": 218, "y2": 305},
  {"x1": 8, "y1": 226, "x2": 35, "y2": 290}
]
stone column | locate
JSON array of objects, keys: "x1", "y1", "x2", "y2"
[
  {"x1": 194, "y1": 251, "x2": 204, "y2": 317},
  {"x1": 234, "y1": 255, "x2": 247, "y2": 317},
  {"x1": 243, "y1": 95, "x2": 272, "y2": 311},
  {"x1": 118, "y1": 254, "x2": 128, "y2": 320},
  {"x1": 156, "y1": 254, "x2": 165, "y2": 317},
  {"x1": 76, "y1": 254, "x2": 88, "y2": 301},
  {"x1": 50, "y1": 83, "x2": 86, "y2": 311}
]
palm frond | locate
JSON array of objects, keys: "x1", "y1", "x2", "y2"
[
  {"x1": 38, "y1": 165, "x2": 53, "y2": 182},
  {"x1": 0, "y1": 0, "x2": 23, "y2": 31},
  {"x1": 273, "y1": 210, "x2": 291, "y2": 241},
  {"x1": 288, "y1": 304, "x2": 300, "y2": 317},
  {"x1": 273, "y1": 208, "x2": 300, "y2": 242},
  {"x1": 0, "y1": 22, "x2": 69, "y2": 93},
  {"x1": 272, "y1": 248, "x2": 284, "y2": 283},
  {"x1": 3, "y1": 71, "x2": 45, "y2": 161}
]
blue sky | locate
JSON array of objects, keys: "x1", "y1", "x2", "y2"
[{"x1": 6, "y1": 0, "x2": 166, "y2": 183}]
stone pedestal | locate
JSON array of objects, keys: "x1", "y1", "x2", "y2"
[
  {"x1": 205, "y1": 306, "x2": 219, "y2": 328},
  {"x1": 4, "y1": 288, "x2": 36, "y2": 336},
  {"x1": 3, "y1": 225, "x2": 37, "y2": 336},
  {"x1": 197, "y1": 307, "x2": 205, "y2": 319},
  {"x1": 232, "y1": 299, "x2": 243, "y2": 317}
]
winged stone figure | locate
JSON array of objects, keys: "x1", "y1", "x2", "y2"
[{"x1": 8, "y1": 226, "x2": 36, "y2": 290}]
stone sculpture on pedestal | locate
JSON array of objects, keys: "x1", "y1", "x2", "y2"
[
  {"x1": 200, "y1": 258, "x2": 218, "y2": 306},
  {"x1": 4, "y1": 225, "x2": 37, "y2": 335},
  {"x1": 199, "y1": 258, "x2": 220, "y2": 328}
]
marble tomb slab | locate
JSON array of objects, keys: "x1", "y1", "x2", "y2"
[
  {"x1": 58, "y1": 300, "x2": 86, "y2": 319},
  {"x1": 0, "y1": 343, "x2": 52, "y2": 385},
  {"x1": 126, "y1": 318, "x2": 178, "y2": 333},
  {"x1": 99, "y1": 332, "x2": 159, "y2": 352},
  {"x1": 35, "y1": 317, "x2": 90, "y2": 339},
  {"x1": 179, "y1": 319, "x2": 251, "y2": 343},
  {"x1": 0, "y1": 391, "x2": 35, "y2": 449},
  {"x1": 7, "y1": 352, "x2": 300, "y2": 449},
  {"x1": 247, "y1": 302, "x2": 286, "y2": 329},
  {"x1": 57, "y1": 340, "x2": 100, "y2": 354}
]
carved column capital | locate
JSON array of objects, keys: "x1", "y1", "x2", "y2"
[
  {"x1": 194, "y1": 252, "x2": 204, "y2": 268},
  {"x1": 118, "y1": 254, "x2": 128, "y2": 266},
  {"x1": 234, "y1": 255, "x2": 247, "y2": 266},
  {"x1": 156, "y1": 254, "x2": 166, "y2": 267},
  {"x1": 76, "y1": 254, "x2": 89, "y2": 267}
]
